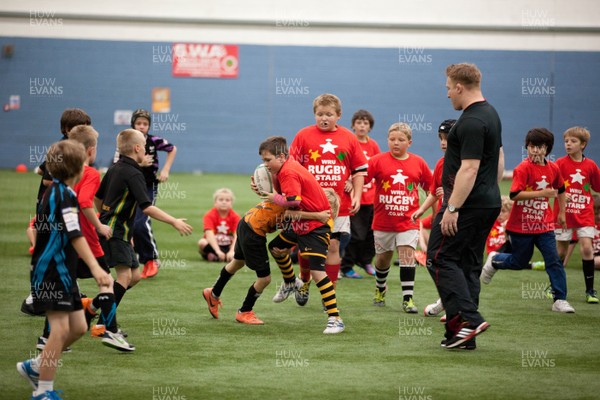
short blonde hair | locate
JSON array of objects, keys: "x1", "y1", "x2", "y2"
[
  {"x1": 388, "y1": 122, "x2": 412, "y2": 141},
  {"x1": 69, "y1": 125, "x2": 98, "y2": 150},
  {"x1": 117, "y1": 129, "x2": 145, "y2": 156},
  {"x1": 213, "y1": 188, "x2": 235, "y2": 203},
  {"x1": 563, "y1": 126, "x2": 590, "y2": 148},
  {"x1": 323, "y1": 188, "x2": 340, "y2": 219},
  {"x1": 313, "y1": 93, "x2": 342, "y2": 116}
]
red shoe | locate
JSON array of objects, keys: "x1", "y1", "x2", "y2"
[
  {"x1": 91, "y1": 324, "x2": 106, "y2": 338},
  {"x1": 202, "y1": 288, "x2": 222, "y2": 319},
  {"x1": 235, "y1": 310, "x2": 264, "y2": 325},
  {"x1": 142, "y1": 260, "x2": 159, "y2": 278},
  {"x1": 81, "y1": 297, "x2": 95, "y2": 315},
  {"x1": 414, "y1": 251, "x2": 427, "y2": 266}
]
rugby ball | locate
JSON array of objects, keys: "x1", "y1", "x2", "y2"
[{"x1": 253, "y1": 164, "x2": 274, "y2": 194}]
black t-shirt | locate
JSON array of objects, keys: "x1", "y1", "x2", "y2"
[
  {"x1": 442, "y1": 100, "x2": 502, "y2": 209},
  {"x1": 36, "y1": 135, "x2": 69, "y2": 208},
  {"x1": 96, "y1": 156, "x2": 152, "y2": 241},
  {"x1": 31, "y1": 179, "x2": 83, "y2": 293}
]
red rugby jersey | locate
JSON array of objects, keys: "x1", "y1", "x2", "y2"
[
  {"x1": 554, "y1": 156, "x2": 600, "y2": 228},
  {"x1": 290, "y1": 125, "x2": 368, "y2": 216},
  {"x1": 506, "y1": 158, "x2": 563, "y2": 234},
  {"x1": 368, "y1": 152, "x2": 432, "y2": 232}
]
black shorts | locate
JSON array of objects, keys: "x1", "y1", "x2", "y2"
[
  {"x1": 201, "y1": 244, "x2": 232, "y2": 260},
  {"x1": 269, "y1": 225, "x2": 330, "y2": 271},
  {"x1": 31, "y1": 271, "x2": 82, "y2": 314},
  {"x1": 76, "y1": 255, "x2": 111, "y2": 279},
  {"x1": 233, "y1": 220, "x2": 270, "y2": 278},
  {"x1": 100, "y1": 237, "x2": 139, "y2": 269}
]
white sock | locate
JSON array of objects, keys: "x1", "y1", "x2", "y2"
[
  {"x1": 34, "y1": 380, "x2": 53, "y2": 395},
  {"x1": 26, "y1": 293, "x2": 34, "y2": 304},
  {"x1": 30, "y1": 355, "x2": 42, "y2": 372}
]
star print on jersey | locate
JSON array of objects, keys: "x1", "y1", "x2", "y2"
[
  {"x1": 391, "y1": 169, "x2": 408, "y2": 185},
  {"x1": 536, "y1": 176, "x2": 549, "y2": 190},
  {"x1": 320, "y1": 139, "x2": 338, "y2": 155},
  {"x1": 309, "y1": 149, "x2": 321, "y2": 162},
  {"x1": 217, "y1": 221, "x2": 229, "y2": 234},
  {"x1": 382, "y1": 180, "x2": 391, "y2": 191},
  {"x1": 570, "y1": 169, "x2": 585, "y2": 184},
  {"x1": 337, "y1": 152, "x2": 348, "y2": 162}
]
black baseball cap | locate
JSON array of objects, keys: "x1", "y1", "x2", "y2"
[{"x1": 438, "y1": 119, "x2": 456, "y2": 133}]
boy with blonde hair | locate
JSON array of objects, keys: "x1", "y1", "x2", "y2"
[
  {"x1": 92, "y1": 129, "x2": 192, "y2": 340},
  {"x1": 279, "y1": 94, "x2": 367, "y2": 304},
  {"x1": 198, "y1": 188, "x2": 240, "y2": 262},
  {"x1": 368, "y1": 122, "x2": 432, "y2": 312},
  {"x1": 555, "y1": 126, "x2": 600, "y2": 303}
]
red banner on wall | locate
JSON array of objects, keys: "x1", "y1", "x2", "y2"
[{"x1": 172, "y1": 43, "x2": 239, "y2": 78}]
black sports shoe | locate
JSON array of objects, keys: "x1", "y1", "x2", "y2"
[
  {"x1": 21, "y1": 300, "x2": 44, "y2": 317},
  {"x1": 445, "y1": 321, "x2": 489, "y2": 349},
  {"x1": 440, "y1": 338, "x2": 476, "y2": 350}
]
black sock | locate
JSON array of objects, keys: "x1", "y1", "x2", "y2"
[
  {"x1": 212, "y1": 267, "x2": 234, "y2": 298},
  {"x1": 42, "y1": 318, "x2": 50, "y2": 339},
  {"x1": 239, "y1": 284, "x2": 261, "y2": 312},
  {"x1": 96, "y1": 292, "x2": 118, "y2": 333},
  {"x1": 400, "y1": 265, "x2": 416, "y2": 302},
  {"x1": 98, "y1": 282, "x2": 126, "y2": 326},
  {"x1": 583, "y1": 259, "x2": 595, "y2": 292}
]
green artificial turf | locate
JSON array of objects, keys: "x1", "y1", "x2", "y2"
[{"x1": 1, "y1": 170, "x2": 599, "y2": 400}]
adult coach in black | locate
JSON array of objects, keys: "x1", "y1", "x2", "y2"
[{"x1": 427, "y1": 63, "x2": 504, "y2": 350}]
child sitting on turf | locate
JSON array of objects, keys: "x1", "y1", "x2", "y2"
[
  {"x1": 198, "y1": 188, "x2": 240, "y2": 262},
  {"x1": 92, "y1": 129, "x2": 192, "y2": 339},
  {"x1": 481, "y1": 127, "x2": 575, "y2": 313},
  {"x1": 554, "y1": 126, "x2": 600, "y2": 303},
  {"x1": 17, "y1": 140, "x2": 112, "y2": 400}
]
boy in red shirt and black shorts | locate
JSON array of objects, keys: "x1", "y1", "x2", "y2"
[{"x1": 261, "y1": 136, "x2": 345, "y2": 334}]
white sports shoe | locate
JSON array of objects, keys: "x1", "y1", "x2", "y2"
[
  {"x1": 102, "y1": 330, "x2": 135, "y2": 352},
  {"x1": 481, "y1": 251, "x2": 498, "y2": 284},
  {"x1": 552, "y1": 299, "x2": 575, "y2": 313},
  {"x1": 424, "y1": 298, "x2": 444, "y2": 316},
  {"x1": 272, "y1": 277, "x2": 303, "y2": 303},
  {"x1": 323, "y1": 316, "x2": 345, "y2": 334}
]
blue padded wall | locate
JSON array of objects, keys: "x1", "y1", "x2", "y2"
[{"x1": 0, "y1": 37, "x2": 599, "y2": 174}]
